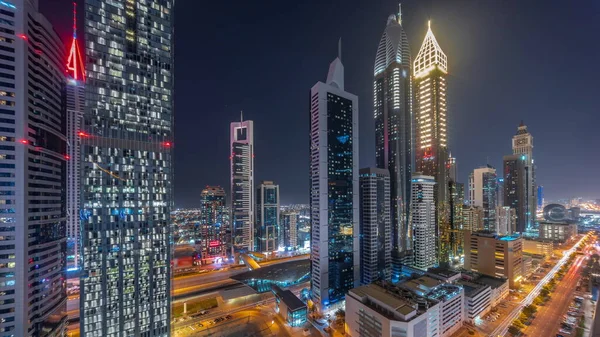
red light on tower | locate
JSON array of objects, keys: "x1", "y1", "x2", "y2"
[
  {"x1": 163, "y1": 141, "x2": 172, "y2": 147},
  {"x1": 20, "y1": 139, "x2": 28, "y2": 144},
  {"x1": 78, "y1": 131, "x2": 89, "y2": 138},
  {"x1": 64, "y1": 155, "x2": 71, "y2": 160},
  {"x1": 66, "y1": 2, "x2": 85, "y2": 82},
  {"x1": 18, "y1": 34, "x2": 27, "y2": 40}
]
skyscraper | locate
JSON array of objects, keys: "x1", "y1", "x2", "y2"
[
  {"x1": 496, "y1": 206, "x2": 516, "y2": 235},
  {"x1": 469, "y1": 166, "x2": 498, "y2": 232},
  {"x1": 496, "y1": 177, "x2": 505, "y2": 208},
  {"x1": 411, "y1": 174, "x2": 437, "y2": 270},
  {"x1": 0, "y1": 1, "x2": 67, "y2": 334},
  {"x1": 230, "y1": 118, "x2": 254, "y2": 252},
  {"x1": 81, "y1": 0, "x2": 174, "y2": 335},
  {"x1": 414, "y1": 21, "x2": 451, "y2": 264},
  {"x1": 373, "y1": 10, "x2": 413, "y2": 263},
  {"x1": 511, "y1": 122, "x2": 536, "y2": 230},
  {"x1": 310, "y1": 49, "x2": 359, "y2": 308},
  {"x1": 200, "y1": 186, "x2": 227, "y2": 261},
  {"x1": 537, "y1": 185, "x2": 544, "y2": 209},
  {"x1": 462, "y1": 206, "x2": 484, "y2": 232},
  {"x1": 256, "y1": 181, "x2": 280, "y2": 252},
  {"x1": 66, "y1": 2, "x2": 85, "y2": 270},
  {"x1": 449, "y1": 180, "x2": 464, "y2": 258},
  {"x1": 359, "y1": 168, "x2": 391, "y2": 284},
  {"x1": 281, "y1": 211, "x2": 298, "y2": 248},
  {"x1": 503, "y1": 154, "x2": 528, "y2": 233},
  {"x1": 448, "y1": 153, "x2": 457, "y2": 182}
]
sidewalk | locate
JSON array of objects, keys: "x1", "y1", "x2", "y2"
[{"x1": 582, "y1": 296, "x2": 595, "y2": 337}]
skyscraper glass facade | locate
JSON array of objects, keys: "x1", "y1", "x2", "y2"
[
  {"x1": 80, "y1": 0, "x2": 174, "y2": 335},
  {"x1": 230, "y1": 120, "x2": 254, "y2": 252},
  {"x1": 256, "y1": 182, "x2": 279, "y2": 252},
  {"x1": 200, "y1": 186, "x2": 227, "y2": 258}
]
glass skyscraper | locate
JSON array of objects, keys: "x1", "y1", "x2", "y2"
[
  {"x1": 200, "y1": 186, "x2": 227, "y2": 260},
  {"x1": 230, "y1": 118, "x2": 254, "y2": 252},
  {"x1": 373, "y1": 12, "x2": 413, "y2": 260},
  {"x1": 0, "y1": 1, "x2": 68, "y2": 334},
  {"x1": 309, "y1": 51, "x2": 359, "y2": 309},
  {"x1": 80, "y1": 0, "x2": 174, "y2": 335},
  {"x1": 255, "y1": 181, "x2": 280, "y2": 252}
]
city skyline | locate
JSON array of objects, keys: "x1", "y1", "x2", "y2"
[{"x1": 41, "y1": 1, "x2": 600, "y2": 206}]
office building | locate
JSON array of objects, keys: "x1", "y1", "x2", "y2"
[
  {"x1": 199, "y1": 186, "x2": 227, "y2": 261},
  {"x1": 345, "y1": 283, "x2": 441, "y2": 337},
  {"x1": 400, "y1": 276, "x2": 465, "y2": 337},
  {"x1": 373, "y1": 10, "x2": 413, "y2": 263},
  {"x1": 537, "y1": 185, "x2": 544, "y2": 209},
  {"x1": 469, "y1": 166, "x2": 498, "y2": 232},
  {"x1": 359, "y1": 168, "x2": 392, "y2": 284},
  {"x1": 522, "y1": 240, "x2": 554, "y2": 259},
  {"x1": 411, "y1": 174, "x2": 437, "y2": 270},
  {"x1": 509, "y1": 122, "x2": 536, "y2": 231},
  {"x1": 414, "y1": 21, "x2": 451, "y2": 264},
  {"x1": 457, "y1": 273, "x2": 509, "y2": 322},
  {"x1": 309, "y1": 49, "x2": 359, "y2": 308},
  {"x1": 448, "y1": 153, "x2": 457, "y2": 182},
  {"x1": 256, "y1": 181, "x2": 280, "y2": 252},
  {"x1": 66, "y1": 3, "x2": 85, "y2": 270},
  {"x1": 272, "y1": 285, "x2": 307, "y2": 327},
  {"x1": 503, "y1": 154, "x2": 528, "y2": 233},
  {"x1": 462, "y1": 206, "x2": 484, "y2": 232},
  {"x1": 496, "y1": 206, "x2": 516, "y2": 235},
  {"x1": 281, "y1": 211, "x2": 298, "y2": 248},
  {"x1": 463, "y1": 231, "x2": 523, "y2": 288},
  {"x1": 0, "y1": 1, "x2": 67, "y2": 334},
  {"x1": 80, "y1": 0, "x2": 174, "y2": 335},
  {"x1": 496, "y1": 178, "x2": 504, "y2": 208},
  {"x1": 538, "y1": 222, "x2": 577, "y2": 243},
  {"x1": 231, "y1": 118, "x2": 254, "y2": 252},
  {"x1": 449, "y1": 181, "x2": 464, "y2": 258}
]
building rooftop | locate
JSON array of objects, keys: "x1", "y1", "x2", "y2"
[
  {"x1": 475, "y1": 275, "x2": 508, "y2": 290},
  {"x1": 272, "y1": 285, "x2": 306, "y2": 312},
  {"x1": 457, "y1": 279, "x2": 490, "y2": 298},
  {"x1": 400, "y1": 276, "x2": 462, "y2": 302},
  {"x1": 350, "y1": 284, "x2": 417, "y2": 316},
  {"x1": 231, "y1": 259, "x2": 310, "y2": 293},
  {"x1": 427, "y1": 267, "x2": 461, "y2": 281}
]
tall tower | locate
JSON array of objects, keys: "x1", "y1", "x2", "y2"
[
  {"x1": 359, "y1": 168, "x2": 391, "y2": 284},
  {"x1": 310, "y1": 49, "x2": 359, "y2": 309},
  {"x1": 503, "y1": 154, "x2": 528, "y2": 233},
  {"x1": 469, "y1": 166, "x2": 498, "y2": 232},
  {"x1": 373, "y1": 10, "x2": 413, "y2": 262},
  {"x1": 81, "y1": 0, "x2": 174, "y2": 335},
  {"x1": 414, "y1": 21, "x2": 451, "y2": 264},
  {"x1": 255, "y1": 181, "x2": 280, "y2": 252},
  {"x1": 0, "y1": 1, "x2": 68, "y2": 335},
  {"x1": 230, "y1": 118, "x2": 255, "y2": 252},
  {"x1": 511, "y1": 122, "x2": 536, "y2": 230},
  {"x1": 411, "y1": 174, "x2": 437, "y2": 270},
  {"x1": 66, "y1": 2, "x2": 85, "y2": 270},
  {"x1": 200, "y1": 186, "x2": 227, "y2": 261}
]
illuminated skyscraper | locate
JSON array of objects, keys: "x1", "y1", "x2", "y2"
[
  {"x1": 230, "y1": 118, "x2": 254, "y2": 252},
  {"x1": 281, "y1": 211, "x2": 298, "y2": 248},
  {"x1": 373, "y1": 9, "x2": 413, "y2": 262},
  {"x1": 310, "y1": 48, "x2": 359, "y2": 308},
  {"x1": 359, "y1": 168, "x2": 391, "y2": 284},
  {"x1": 0, "y1": 1, "x2": 68, "y2": 334},
  {"x1": 503, "y1": 154, "x2": 528, "y2": 233},
  {"x1": 66, "y1": 3, "x2": 85, "y2": 270},
  {"x1": 200, "y1": 186, "x2": 227, "y2": 261},
  {"x1": 512, "y1": 122, "x2": 536, "y2": 230},
  {"x1": 411, "y1": 174, "x2": 437, "y2": 270},
  {"x1": 414, "y1": 21, "x2": 451, "y2": 263},
  {"x1": 469, "y1": 166, "x2": 498, "y2": 232},
  {"x1": 256, "y1": 181, "x2": 280, "y2": 252},
  {"x1": 80, "y1": 0, "x2": 174, "y2": 335}
]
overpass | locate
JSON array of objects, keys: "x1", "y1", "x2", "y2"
[{"x1": 239, "y1": 253, "x2": 261, "y2": 270}]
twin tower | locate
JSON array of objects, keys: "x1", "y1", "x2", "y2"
[{"x1": 309, "y1": 10, "x2": 452, "y2": 309}]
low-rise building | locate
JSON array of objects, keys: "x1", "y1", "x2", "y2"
[
  {"x1": 522, "y1": 239, "x2": 554, "y2": 259},
  {"x1": 522, "y1": 255, "x2": 533, "y2": 277},
  {"x1": 272, "y1": 285, "x2": 307, "y2": 327},
  {"x1": 538, "y1": 222, "x2": 577, "y2": 243},
  {"x1": 464, "y1": 231, "x2": 523, "y2": 288},
  {"x1": 456, "y1": 280, "x2": 491, "y2": 323},
  {"x1": 345, "y1": 283, "x2": 442, "y2": 337}
]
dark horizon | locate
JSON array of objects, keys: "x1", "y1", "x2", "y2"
[{"x1": 42, "y1": 0, "x2": 600, "y2": 207}]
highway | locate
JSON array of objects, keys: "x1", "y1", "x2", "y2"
[
  {"x1": 490, "y1": 234, "x2": 588, "y2": 336},
  {"x1": 524, "y1": 254, "x2": 585, "y2": 336}
]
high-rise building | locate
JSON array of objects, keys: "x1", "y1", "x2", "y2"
[
  {"x1": 414, "y1": 21, "x2": 451, "y2": 264},
  {"x1": 449, "y1": 181, "x2": 464, "y2": 258},
  {"x1": 281, "y1": 211, "x2": 298, "y2": 248},
  {"x1": 511, "y1": 122, "x2": 536, "y2": 230},
  {"x1": 463, "y1": 231, "x2": 523, "y2": 288},
  {"x1": 256, "y1": 181, "x2": 280, "y2": 252},
  {"x1": 231, "y1": 118, "x2": 254, "y2": 252},
  {"x1": 448, "y1": 153, "x2": 457, "y2": 182},
  {"x1": 462, "y1": 206, "x2": 484, "y2": 232},
  {"x1": 537, "y1": 185, "x2": 544, "y2": 209},
  {"x1": 66, "y1": 2, "x2": 86, "y2": 270},
  {"x1": 200, "y1": 186, "x2": 227, "y2": 261},
  {"x1": 359, "y1": 168, "x2": 391, "y2": 284},
  {"x1": 469, "y1": 166, "x2": 498, "y2": 231},
  {"x1": 496, "y1": 177, "x2": 504, "y2": 208},
  {"x1": 0, "y1": 1, "x2": 68, "y2": 334},
  {"x1": 309, "y1": 49, "x2": 359, "y2": 308},
  {"x1": 411, "y1": 174, "x2": 437, "y2": 270},
  {"x1": 373, "y1": 10, "x2": 413, "y2": 262},
  {"x1": 496, "y1": 206, "x2": 516, "y2": 235},
  {"x1": 80, "y1": 0, "x2": 174, "y2": 335},
  {"x1": 503, "y1": 154, "x2": 528, "y2": 233}
]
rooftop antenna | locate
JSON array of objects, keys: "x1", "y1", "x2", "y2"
[
  {"x1": 338, "y1": 37, "x2": 342, "y2": 62},
  {"x1": 428, "y1": 19, "x2": 431, "y2": 30},
  {"x1": 240, "y1": 110, "x2": 243, "y2": 123},
  {"x1": 398, "y1": 3, "x2": 402, "y2": 25},
  {"x1": 67, "y1": 2, "x2": 85, "y2": 81}
]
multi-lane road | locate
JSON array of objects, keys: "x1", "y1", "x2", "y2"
[
  {"x1": 490, "y1": 234, "x2": 589, "y2": 336},
  {"x1": 524, "y1": 254, "x2": 585, "y2": 336}
]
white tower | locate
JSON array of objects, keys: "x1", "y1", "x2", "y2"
[
  {"x1": 231, "y1": 118, "x2": 255, "y2": 252},
  {"x1": 411, "y1": 174, "x2": 437, "y2": 270}
]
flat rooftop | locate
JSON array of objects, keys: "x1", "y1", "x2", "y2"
[
  {"x1": 457, "y1": 280, "x2": 489, "y2": 297},
  {"x1": 476, "y1": 275, "x2": 508, "y2": 289},
  {"x1": 350, "y1": 284, "x2": 417, "y2": 316},
  {"x1": 427, "y1": 267, "x2": 461, "y2": 280}
]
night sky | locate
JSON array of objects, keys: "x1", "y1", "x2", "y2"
[{"x1": 42, "y1": 0, "x2": 600, "y2": 207}]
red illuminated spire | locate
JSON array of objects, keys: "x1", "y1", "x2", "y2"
[{"x1": 66, "y1": 2, "x2": 85, "y2": 81}]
